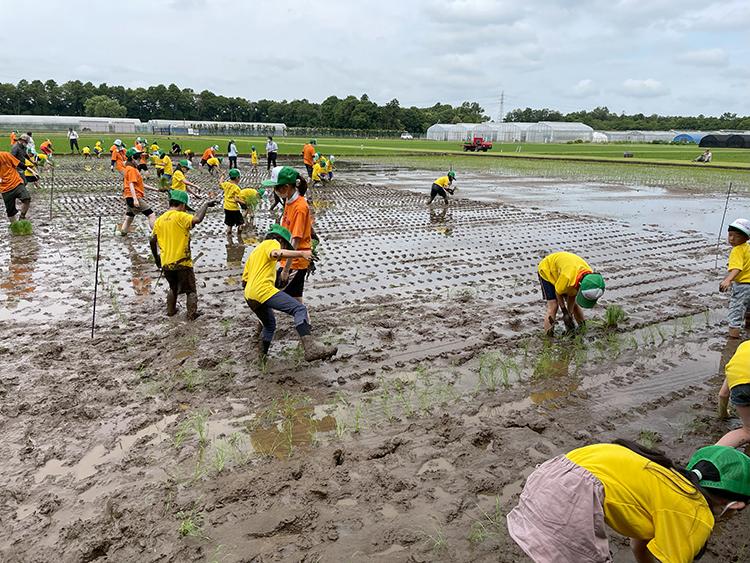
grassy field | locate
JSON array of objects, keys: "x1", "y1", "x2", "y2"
[{"x1": 8, "y1": 132, "x2": 750, "y2": 167}]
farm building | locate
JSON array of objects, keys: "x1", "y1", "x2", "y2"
[
  {"x1": 592, "y1": 132, "x2": 608, "y2": 143},
  {"x1": 0, "y1": 114, "x2": 141, "y2": 133},
  {"x1": 672, "y1": 132, "x2": 708, "y2": 144},
  {"x1": 472, "y1": 122, "x2": 536, "y2": 142},
  {"x1": 147, "y1": 119, "x2": 286, "y2": 136},
  {"x1": 603, "y1": 130, "x2": 675, "y2": 143},
  {"x1": 425, "y1": 123, "x2": 476, "y2": 141},
  {"x1": 726, "y1": 134, "x2": 750, "y2": 148},
  {"x1": 699, "y1": 134, "x2": 732, "y2": 148},
  {"x1": 525, "y1": 122, "x2": 593, "y2": 143}
]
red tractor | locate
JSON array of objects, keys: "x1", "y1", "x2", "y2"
[{"x1": 462, "y1": 137, "x2": 493, "y2": 152}]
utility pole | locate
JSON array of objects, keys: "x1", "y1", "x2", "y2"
[{"x1": 497, "y1": 90, "x2": 505, "y2": 123}]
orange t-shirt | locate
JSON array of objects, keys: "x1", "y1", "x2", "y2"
[
  {"x1": 0, "y1": 152, "x2": 22, "y2": 194},
  {"x1": 281, "y1": 195, "x2": 312, "y2": 270},
  {"x1": 113, "y1": 150, "x2": 126, "y2": 171},
  {"x1": 135, "y1": 142, "x2": 144, "y2": 152},
  {"x1": 10, "y1": 133, "x2": 16, "y2": 145},
  {"x1": 123, "y1": 165, "x2": 145, "y2": 198},
  {"x1": 40, "y1": 141, "x2": 51, "y2": 151},
  {"x1": 202, "y1": 148, "x2": 214, "y2": 161},
  {"x1": 302, "y1": 144, "x2": 316, "y2": 166}
]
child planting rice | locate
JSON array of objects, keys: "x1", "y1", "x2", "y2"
[
  {"x1": 0, "y1": 151, "x2": 31, "y2": 225},
  {"x1": 242, "y1": 224, "x2": 337, "y2": 361},
  {"x1": 427, "y1": 171, "x2": 456, "y2": 205},
  {"x1": 239, "y1": 186, "x2": 263, "y2": 223},
  {"x1": 117, "y1": 148, "x2": 159, "y2": 236},
  {"x1": 508, "y1": 440, "x2": 750, "y2": 563},
  {"x1": 719, "y1": 218, "x2": 750, "y2": 338},
  {"x1": 219, "y1": 168, "x2": 245, "y2": 238},
  {"x1": 537, "y1": 251, "x2": 605, "y2": 335},
  {"x1": 717, "y1": 340, "x2": 750, "y2": 448},
  {"x1": 171, "y1": 160, "x2": 202, "y2": 197}
]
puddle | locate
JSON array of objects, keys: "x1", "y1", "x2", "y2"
[{"x1": 34, "y1": 414, "x2": 178, "y2": 484}]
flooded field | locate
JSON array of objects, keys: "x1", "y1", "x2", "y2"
[{"x1": 1, "y1": 157, "x2": 749, "y2": 562}]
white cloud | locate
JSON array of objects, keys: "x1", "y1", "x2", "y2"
[
  {"x1": 676, "y1": 48, "x2": 728, "y2": 67},
  {"x1": 568, "y1": 79, "x2": 598, "y2": 98},
  {"x1": 621, "y1": 79, "x2": 670, "y2": 98}
]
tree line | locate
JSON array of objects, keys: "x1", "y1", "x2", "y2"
[
  {"x1": 505, "y1": 106, "x2": 750, "y2": 132},
  {"x1": 0, "y1": 79, "x2": 487, "y2": 134}
]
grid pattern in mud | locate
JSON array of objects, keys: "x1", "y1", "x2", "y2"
[{"x1": 0, "y1": 157, "x2": 717, "y2": 326}]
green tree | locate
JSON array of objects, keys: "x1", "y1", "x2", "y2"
[{"x1": 84, "y1": 95, "x2": 127, "y2": 118}]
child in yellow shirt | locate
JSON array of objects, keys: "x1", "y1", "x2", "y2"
[
  {"x1": 250, "y1": 146, "x2": 259, "y2": 169},
  {"x1": 94, "y1": 140, "x2": 103, "y2": 157},
  {"x1": 82, "y1": 146, "x2": 92, "y2": 159},
  {"x1": 718, "y1": 340, "x2": 750, "y2": 447},
  {"x1": 719, "y1": 218, "x2": 750, "y2": 338},
  {"x1": 219, "y1": 168, "x2": 244, "y2": 237}
]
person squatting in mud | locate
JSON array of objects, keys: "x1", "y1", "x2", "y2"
[
  {"x1": 717, "y1": 340, "x2": 750, "y2": 449},
  {"x1": 263, "y1": 166, "x2": 317, "y2": 304},
  {"x1": 0, "y1": 150, "x2": 31, "y2": 225},
  {"x1": 150, "y1": 190, "x2": 216, "y2": 320},
  {"x1": 118, "y1": 148, "x2": 160, "y2": 236},
  {"x1": 427, "y1": 170, "x2": 456, "y2": 205},
  {"x1": 507, "y1": 439, "x2": 750, "y2": 563},
  {"x1": 537, "y1": 251, "x2": 605, "y2": 335},
  {"x1": 719, "y1": 218, "x2": 750, "y2": 339},
  {"x1": 241, "y1": 223, "x2": 336, "y2": 362}
]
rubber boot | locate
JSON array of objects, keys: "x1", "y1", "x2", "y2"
[
  {"x1": 745, "y1": 310, "x2": 750, "y2": 329},
  {"x1": 300, "y1": 335, "x2": 337, "y2": 362},
  {"x1": 166, "y1": 289, "x2": 177, "y2": 316},
  {"x1": 259, "y1": 339, "x2": 271, "y2": 358},
  {"x1": 186, "y1": 292, "x2": 200, "y2": 320}
]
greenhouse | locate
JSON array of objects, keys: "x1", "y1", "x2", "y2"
[
  {"x1": 525, "y1": 122, "x2": 593, "y2": 143},
  {"x1": 592, "y1": 132, "x2": 608, "y2": 143},
  {"x1": 602, "y1": 130, "x2": 675, "y2": 143},
  {"x1": 425, "y1": 123, "x2": 476, "y2": 141},
  {"x1": 0, "y1": 114, "x2": 141, "y2": 133},
  {"x1": 147, "y1": 119, "x2": 286, "y2": 137},
  {"x1": 699, "y1": 134, "x2": 732, "y2": 148},
  {"x1": 726, "y1": 134, "x2": 750, "y2": 149},
  {"x1": 672, "y1": 132, "x2": 707, "y2": 144}
]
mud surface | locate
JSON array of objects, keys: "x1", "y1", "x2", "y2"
[{"x1": 1, "y1": 156, "x2": 749, "y2": 562}]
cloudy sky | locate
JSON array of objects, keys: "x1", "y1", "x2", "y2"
[{"x1": 2, "y1": 0, "x2": 748, "y2": 117}]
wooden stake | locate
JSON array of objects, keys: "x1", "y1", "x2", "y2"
[{"x1": 91, "y1": 215, "x2": 102, "y2": 338}]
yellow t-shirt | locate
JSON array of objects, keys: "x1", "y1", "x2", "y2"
[
  {"x1": 434, "y1": 176, "x2": 451, "y2": 188},
  {"x1": 538, "y1": 252, "x2": 593, "y2": 296},
  {"x1": 95, "y1": 142, "x2": 102, "y2": 150},
  {"x1": 726, "y1": 340, "x2": 750, "y2": 389},
  {"x1": 162, "y1": 155, "x2": 173, "y2": 175},
  {"x1": 728, "y1": 243, "x2": 750, "y2": 283},
  {"x1": 242, "y1": 239, "x2": 281, "y2": 303},
  {"x1": 207, "y1": 157, "x2": 220, "y2": 167},
  {"x1": 239, "y1": 188, "x2": 259, "y2": 206},
  {"x1": 152, "y1": 209, "x2": 194, "y2": 268},
  {"x1": 23, "y1": 159, "x2": 36, "y2": 177},
  {"x1": 171, "y1": 169, "x2": 186, "y2": 191},
  {"x1": 82, "y1": 146, "x2": 91, "y2": 155},
  {"x1": 312, "y1": 163, "x2": 325, "y2": 181},
  {"x1": 221, "y1": 180, "x2": 241, "y2": 211},
  {"x1": 251, "y1": 150, "x2": 258, "y2": 165},
  {"x1": 567, "y1": 444, "x2": 713, "y2": 563},
  {"x1": 154, "y1": 155, "x2": 164, "y2": 169}
]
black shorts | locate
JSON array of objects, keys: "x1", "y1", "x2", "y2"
[
  {"x1": 2, "y1": 183, "x2": 31, "y2": 217},
  {"x1": 305, "y1": 164, "x2": 313, "y2": 177},
  {"x1": 224, "y1": 209, "x2": 244, "y2": 226},
  {"x1": 539, "y1": 274, "x2": 556, "y2": 301},
  {"x1": 200, "y1": 159, "x2": 207, "y2": 166},
  {"x1": 25, "y1": 176, "x2": 38, "y2": 184},
  {"x1": 239, "y1": 203, "x2": 248, "y2": 210},
  {"x1": 730, "y1": 383, "x2": 750, "y2": 407},
  {"x1": 277, "y1": 268, "x2": 307, "y2": 298},
  {"x1": 430, "y1": 183, "x2": 448, "y2": 199},
  {"x1": 125, "y1": 197, "x2": 154, "y2": 217},
  {"x1": 163, "y1": 267, "x2": 196, "y2": 295},
  {"x1": 137, "y1": 163, "x2": 148, "y2": 171}
]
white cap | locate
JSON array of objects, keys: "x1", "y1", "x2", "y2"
[
  {"x1": 114, "y1": 139, "x2": 122, "y2": 146},
  {"x1": 212, "y1": 145, "x2": 219, "y2": 150},
  {"x1": 729, "y1": 218, "x2": 750, "y2": 238}
]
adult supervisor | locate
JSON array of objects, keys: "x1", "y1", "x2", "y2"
[
  {"x1": 67, "y1": 128, "x2": 80, "y2": 154},
  {"x1": 266, "y1": 136, "x2": 278, "y2": 170}
]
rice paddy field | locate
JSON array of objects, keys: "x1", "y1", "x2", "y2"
[{"x1": 1, "y1": 152, "x2": 750, "y2": 562}]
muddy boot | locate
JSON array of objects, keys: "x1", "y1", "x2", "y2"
[
  {"x1": 186, "y1": 292, "x2": 200, "y2": 320},
  {"x1": 300, "y1": 335, "x2": 337, "y2": 362},
  {"x1": 166, "y1": 289, "x2": 177, "y2": 316},
  {"x1": 258, "y1": 339, "x2": 271, "y2": 358},
  {"x1": 745, "y1": 311, "x2": 750, "y2": 329},
  {"x1": 729, "y1": 327, "x2": 741, "y2": 339}
]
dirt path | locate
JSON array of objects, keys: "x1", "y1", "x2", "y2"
[{"x1": 0, "y1": 157, "x2": 748, "y2": 562}]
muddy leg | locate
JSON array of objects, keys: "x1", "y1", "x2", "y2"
[
  {"x1": 716, "y1": 404, "x2": 750, "y2": 448},
  {"x1": 120, "y1": 215, "x2": 134, "y2": 235},
  {"x1": 718, "y1": 379, "x2": 730, "y2": 419},
  {"x1": 544, "y1": 300, "x2": 559, "y2": 334},
  {"x1": 186, "y1": 292, "x2": 199, "y2": 320},
  {"x1": 167, "y1": 289, "x2": 178, "y2": 316},
  {"x1": 18, "y1": 199, "x2": 30, "y2": 220}
]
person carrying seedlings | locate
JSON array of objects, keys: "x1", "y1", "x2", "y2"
[
  {"x1": 200, "y1": 145, "x2": 217, "y2": 167},
  {"x1": 537, "y1": 251, "x2": 605, "y2": 335},
  {"x1": 155, "y1": 150, "x2": 174, "y2": 189},
  {"x1": 265, "y1": 166, "x2": 315, "y2": 303},
  {"x1": 219, "y1": 168, "x2": 245, "y2": 237},
  {"x1": 171, "y1": 159, "x2": 202, "y2": 197},
  {"x1": 717, "y1": 340, "x2": 750, "y2": 448},
  {"x1": 508, "y1": 439, "x2": 750, "y2": 563},
  {"x1": 110, "y1": 139, "x2": 125, "y2": 172},
  {"x1": 426, "y1": 170, "x2": 456, "y2": 205},
  {"x1": 0, "y1": 151, "x2": 31, "y2": 224},
  {"x1": 242, "y1": 223, "x2": 337, "y2": 361},
  {"x1": 250, "y1": 145, "x2": 259, "y2": 169},
  {"x1": 719, "y1": 218, "x2": 750, "y2": 339},
  {"x1": 118, "y1": 148, "x2": 159, "y2": 236},
  {"x1": 150, "y1": 190, "x2": 215, "y2": 320},
  {"x1": 239, "y1": 186, "x2": 263, "y2": 223},
  {"x1": 227, "y1": 139, "x2": 238, "y2": 169},
  {"x1": 302, "y1": 139, "x2": 316, "y2": 178},
  {"x1": 265, "y1": 136, "x2": 278, "y2": 170}
]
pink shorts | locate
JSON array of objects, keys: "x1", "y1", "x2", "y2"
[{"x1": 507, "y1": 455, "x2": 612, "y2": 563}]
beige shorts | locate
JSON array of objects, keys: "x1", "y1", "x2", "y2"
[{"x1": 507, "y1": 455, "x2": 612, "y2": 563}]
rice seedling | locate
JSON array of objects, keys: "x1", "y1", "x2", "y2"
[
  {"x1": 335, "y1": 417, "x2": 349, "y2": 439},
  {"x1": 179, "y1": 368, "x2": 204, "y2": 391},
  {"x1": 703, "y1": 309, "x2": 711, "y2": 327},
  {"x1": 638, "y1": 429, "x2": 661, "y2": 449},
  {"x1": 173, "y1": 410, "x2": 209, "y2": 450},
  {"x1": 353, "y1": 403, "x2": 364, "y2": 433},
  {"x1": 477, "y1": 351, "x2": 516, "y2": 391},
  {"x1": 211, "y1": 440, "x2": 230, "y2": 473},
  {"x1": 9, "y1": 219, "x2": 33, "y2": 236},
  {"x1": 220, "y1": 318, "x2": 233, "y2": 337},
  {"x1": 176, "y1": 509, "x2": 205, "y2": 538},
  {"x1": 424, "y1": 527, "x2": 448, "y2": 554},
  {"x1": 467, "y1": 497, "x2": 505, "y2": 544},
  {"x1": 448, "y1": 287, "x2": 475, "y2": 303},
  {"x1": 681, "y1": 315, "x2": 694, "y2": 334},
  {"x1": 603, "y1": 304, "x2": 628, "y2": 329}
]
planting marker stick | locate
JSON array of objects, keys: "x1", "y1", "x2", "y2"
[
  {"x1": 91, "y1": 215, "x2": 102, "y2": 338},
  {"x1": 714, "y1": 182, "x2": 733, "y2": 271},
  {"x1": 49, "y1": 164, "x2": 55, "y2": 221}
]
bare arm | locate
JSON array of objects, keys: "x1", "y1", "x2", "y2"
[
  {"x1": 191, "y1": 200, "x2": 214, "y2": 226},
  {"x1": 129, "y1": 182, "x2": 139, "y2": 204},
  {"x1": 149, "y1": 234, "x2": 161, "y2": 268},
  {"x1": 271, "y1": 249, "x2": 312, "y2": 260},
  {"x1": 720, "y1": 269, "x2": 741, "y2": 292},
  {"x1": 630, "y1": 538, "x2": 658, "y2": 563}
]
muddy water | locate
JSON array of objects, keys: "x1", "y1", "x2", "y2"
[
  {"x1": 2, "y1": 156, "x2": 748, "y2": 562},
  {"x1": 343, "y1": 163, "x2": 750, "y2": 237}
]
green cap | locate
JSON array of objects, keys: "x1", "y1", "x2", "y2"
[
  {"x1": 688, "y1": 445, "x2": 750, "y2": 497},
  {"x1": 178, "y1": 159, "x2": 192, "y2": 169},
  {"x1": 258, "y1": 187, "x2": 265, "y2": 197},
  {"x1": 309, "y1": 139, "x2": 316, "y2": 145},
  {"x1": 228, "y1": 168, "x2": 240, "y2": 179},
  {"x1": 158, "y1": 150, "x2": 165, "y2": 157},
  {"x1": 268, "y1": 223, "x2": 292, "y2": 244},
  {"x1": 261, "y1": 166, "x2": 300, "y2": 189},
  {"x1": 448, "y1": 170, "x2": 456, "y2": 179},
  {"x1": 251, "y1": 145, "x2": 256, "y2": 150},
  {"x1": 576, "y1": 273, "x2": 605, "y2": 309},
  {"x1": 125, "y1": 148, "x2": 140, "y2": 158},
  {"x1": 169, "y1": 190, "x2": 189, "y2": 205}
]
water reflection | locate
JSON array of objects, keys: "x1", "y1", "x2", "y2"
[{"x1": 0, "y1": 236, "x2": 39, "y2": 303}]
